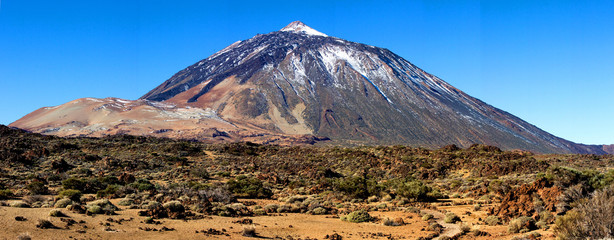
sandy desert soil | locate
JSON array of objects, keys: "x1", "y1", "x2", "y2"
[{"x1": 0, "y1": 198, "x2": 555, "y2": 240}]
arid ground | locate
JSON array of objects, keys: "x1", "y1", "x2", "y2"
[{"x1": 1, "y1": 125, "x2": 612, "y2": 239}]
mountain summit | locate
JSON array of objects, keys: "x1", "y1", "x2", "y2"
[
  {"x1": 280, "y1": 21, "x2": 328, "y2": 36},
  {"x1": 10, "y1": 21, "x2": 608, "y2": 154}
]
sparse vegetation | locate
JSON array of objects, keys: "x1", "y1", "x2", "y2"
[
  {"x1": 554, "y1": 185, "x2": 614, "y2": 239},
  {"x1": 1, "y1": 125, "x2": 614, "y2": 239}
]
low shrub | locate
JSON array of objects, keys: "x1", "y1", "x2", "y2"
[
  {"x1": 86, "y1": 199, "x2": 118, "y2": 215},
  {"x1": 444, "y1": 212, "x2": 461, "y2": 223},
  {"x1": 36, "y1": 219, "x2": 56, "y2": 229},
  {"x1": 0, "y1": 189, "x2": 13, "y2": 199},
  {"x1": 343, "y1": 210, "x2": 372, "y2": 223},
  {"x1": 59, "y1": 189, "x2": 82, "y2": 202},
  {"x1": 36, "y1": 219, "x2": 55, "y2": 229},
  {"x1": 129, "y1": 179, "x2": 155, "y2": 192},
  {"x1": 484, "y1": 215, "x2": 500, "y2": 226},
  {"x1": 141, "y1": 200, "x2": 161, "y2": 210},
  {"x1": 118, "y1": 198, "x2": 134, "y2": 206},
  {"x1": 263, "y1": 204, "x2": 279, "y2": 213},
  {"x1": 87, "y1": 205, "x2": 102, "y2": 215},
  {"x1": 54, "y1": 198, "x2": 73, "y2": 208},
  {"x1": 426, "y1": 222, "x2": 444, "y2": 233},
  {"x1": 395, "y1": 179, "x2": 440, "y2": 202},
  {"x1": 62, "y1": 177, "x2": 87, "y2": 192},
  {"x1": 49, "y1": 209, "x2": 65, "y2": 217},
  {"x1": 163, "y1": 201, "x2": 185, "y2": 212},
  {"x1": 311, "y1": 207, "x2": 327, "y2": 215},
  {"x1": 10, "y1": 201, "x2": 30, "y2": 208},
  {"x1": 554, "y1": 210, "x2": 584, "y2": 239},
  {"x1": 226, "y1": 176, "x2": 273, "y2": 199},
  {"x1": 335, "y1": 175, "x2": 380, "y2": 200},
  {"x1": 190, "y1": 167, "x2": 209, "y2": 179},
  {"x1": 26, "y1": 181, "x2": 48, "y2": 195},
  {"x1": 508, "y1": 216, "x2": 536, "y2": 233},
  {"x1": 554, "y1": 185, "x2": 614, "y2": 239},
  {"x1": 422, "y1": 213, "x2": 434, "y2": 221},
  {"x1": 96, "y1": 184, "x2": 121, "y2": 198}
]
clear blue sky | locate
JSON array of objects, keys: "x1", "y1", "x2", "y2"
[{"x1": 1, "y1": 0, "x2": 612, "y2": 144}]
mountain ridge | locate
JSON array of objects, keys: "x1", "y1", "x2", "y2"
[{"x1": 10, "y1": 21, "x2": 610, "y2": 154}]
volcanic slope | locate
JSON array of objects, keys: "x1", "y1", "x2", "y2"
[{"x1": 11, "y1": 21, "x2": 606, "y2": 154}]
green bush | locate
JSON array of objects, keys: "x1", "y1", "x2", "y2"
[
  {"x1": 96, "y1": 184, "x2": 121, "y2": 198},
  {"x1": 545, "y1": 166, "x2": 603, "y2": 190},
  {"x1": 311, "y1": 207, "x2": 327, "y2": 215},
  {"x1": 129, "y1": 179, "x2": 155, "y2": 192},
  {"x1": 26, "y1": 181, "x2": 48, "y2": 195},
  {"x1": 62, "y1": 177, "x2": 87, "y2": 192},
  {"x1": 62, "y1": 177, "x2": 122, "y2": 194},
  {"x1": 343, "y1": 210, "x2": 372, "y2": 223},
  {"x1": 334, "y1": 175, "x2": 380, "y2": 199},
  {"x1": 396, "y1": 179, "x2": 438, "y2": 201},
  {"x1": 87, "y1": 205, "x2": 102, "y2": 215},
  {"x1": 59, "y1": 189, "x2": 82, "y2": 202},
  {"x1": 226, "y1": 175, "x2": 273, "y2": 199},
  {"x1": 0, "y1": 189, "x2": 13, "y2": 199}
]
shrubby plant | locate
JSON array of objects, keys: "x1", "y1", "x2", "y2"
[
  {"x1": 508, "y1": 216, "x2": 536, "y2": 233},
  {"x1": 554, "y1": 185, "x2": 614, "y2": 239},
  {"x1": 226, "y1": 175, "x2": 272, "y2": 199},
  {"x1": 342, "y1": 210, "x2": 372, "y2": 223}
]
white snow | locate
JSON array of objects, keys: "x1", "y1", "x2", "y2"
[
  {"x1": 362, "y1": 75, "x2": 392, "y2": 103},
  {"x1": 280, "y1": 21, "x2": 327, "y2": 37},
  {"x1": 290, "y1": 54, "x2": 307, "y2": 84},
  {"x1": 84, "y1": 98, "x2": 103, "y2": 103},
  {"x1": 146, "y1": 100, "x2": 176, "y2": 109},
  {"x1": 115, "y1": 99, "x2": 132, "y2": 104}
]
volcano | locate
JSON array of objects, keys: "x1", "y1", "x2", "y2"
[{"x1": 10, "y1": 21, "x2": 608, "y2": 154}]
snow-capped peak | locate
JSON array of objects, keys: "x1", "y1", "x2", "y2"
[{"x1": 280, "y1": 21, "x2": 327, "y2": 37}]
